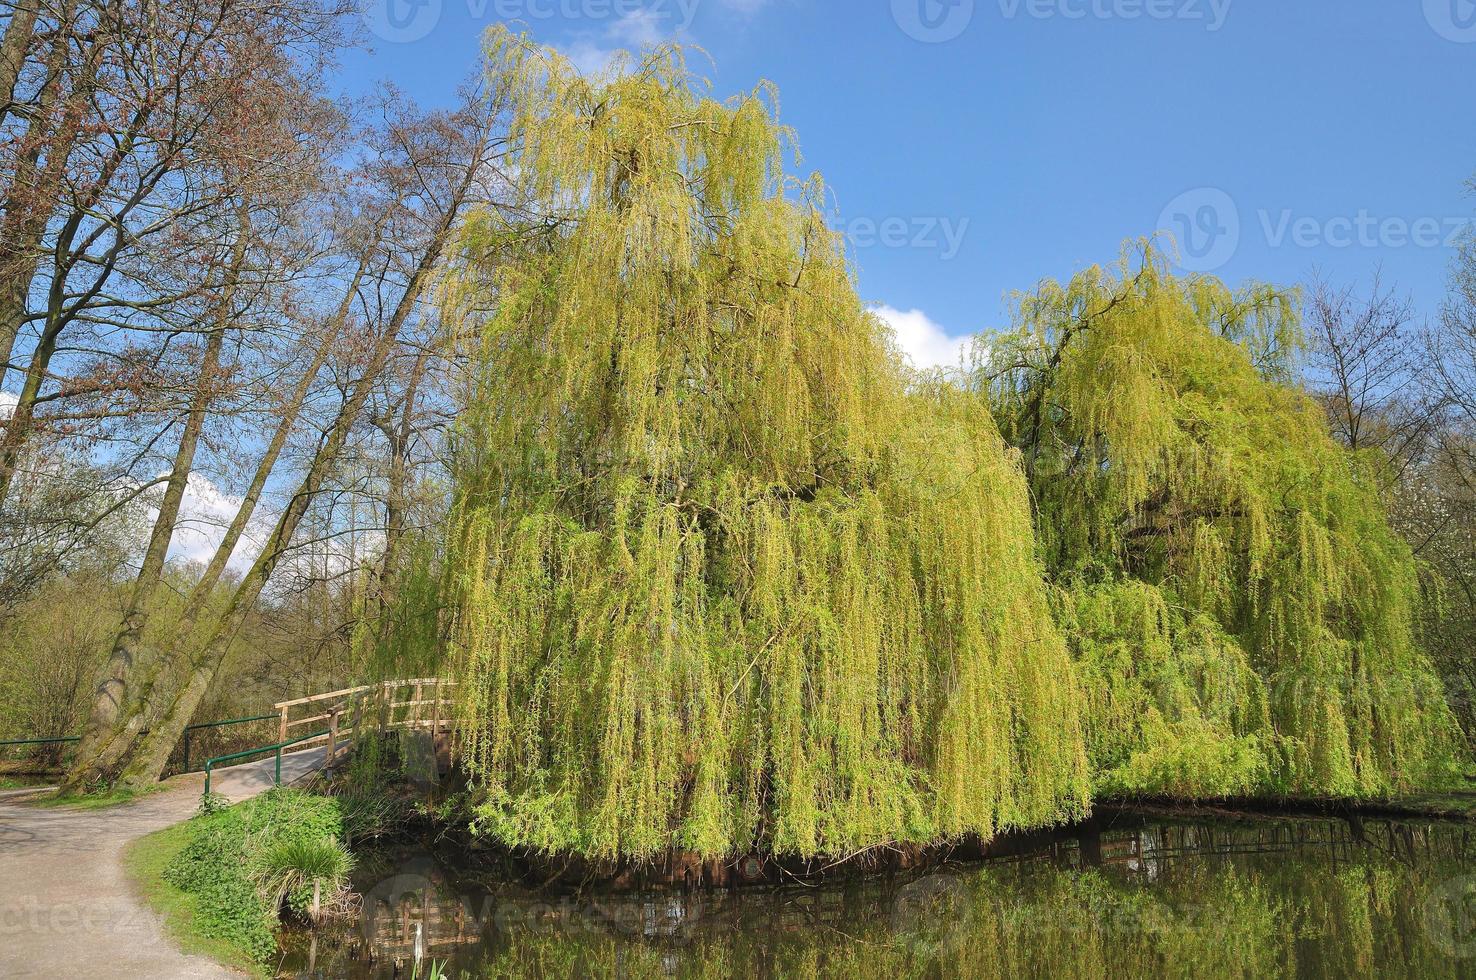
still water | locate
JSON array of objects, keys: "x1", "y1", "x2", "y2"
[{"x1": 281, "y1": 809, "x2": 1476, "y2": 978}]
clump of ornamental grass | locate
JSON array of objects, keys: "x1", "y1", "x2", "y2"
[{"x1": 254, "y1": 835, "x2": 356, "y2": 922}]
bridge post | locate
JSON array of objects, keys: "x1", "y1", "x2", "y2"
[{"x1": 326, "y1": 707, "x2": 340, "y2": 767}]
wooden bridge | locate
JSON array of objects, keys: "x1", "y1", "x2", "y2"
[
  {"x1": 273, "y1": 677, "x2": 458, "y2": 763},
  {"x1": 201, "y1": 678, "x2": 458, "y2": 798},
  {"x1": 1, "y1": 678, "x2": 460, "y2": 800}
]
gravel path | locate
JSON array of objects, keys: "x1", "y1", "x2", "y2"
[{"x1": 0, "y1": 748, "x2": 329, "y2": 979}]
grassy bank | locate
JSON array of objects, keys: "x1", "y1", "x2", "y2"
[
  {"x1": 125, "y1": 789, "x2": 353, "y2": 976},
  {"x1": 125, "y1": 819, "x2": 268, "y2": 977}
]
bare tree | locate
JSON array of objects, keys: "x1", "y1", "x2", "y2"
[
  {"x1": 63, "y1": 76, "x2": 521, "y2": 789},
  {"x1": 1304, "y1": 271, "x2": 1433, "y2": 489},
  {"x1": 0, "y1": 0, "x2": 348, "y2": 508}
]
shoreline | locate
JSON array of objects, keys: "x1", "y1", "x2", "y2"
[{"x1": 354, "y1": 786, "x2": 1476, "y2": 894}]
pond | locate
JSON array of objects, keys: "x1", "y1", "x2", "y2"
[{"x1": 279, "y1": 808, "x2": 1476, "y2": 978}]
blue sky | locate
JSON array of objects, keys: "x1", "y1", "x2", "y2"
[{"x1": 351, "y1": 0, "x2": 1476, "y2": 366}]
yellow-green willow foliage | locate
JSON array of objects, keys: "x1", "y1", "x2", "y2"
[
  {"x1": 438, "y1": 29, "x2": 1089, "y2": 860},
  {"x1": 984, "y1": 242, "x2": 1462, "y2": 798}
]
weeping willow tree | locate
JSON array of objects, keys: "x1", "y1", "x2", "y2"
[
  {"x1": 435, "y1": 29, "x2": 1089, "y2": 861},
  {"x1": 983, "y1": 241, "x2": 1463, "y2": 799}
]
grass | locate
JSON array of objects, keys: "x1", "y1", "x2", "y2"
[
  {"x1": 122, "y1": 789, "x2": 353, "y2": 973},
  {"x1": 258, "y1": 836, "x2": 355, "y2": 919},
  {"x1": 35, "y1": 783, "x2": 163, "y2": 810},
  {"x1": 124, "y1": 820, "x2": 271, "y2": 978}
]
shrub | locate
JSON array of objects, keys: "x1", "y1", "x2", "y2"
[{"x1": 162, "y1": 789, "x2": 350, "y2": 963}]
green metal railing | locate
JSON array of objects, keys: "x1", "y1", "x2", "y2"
[
  {"x1": 201, "y1": 728, "x2": 330, "y2": 797},
  {"x1": 3, "y1": 713, "x2": 278, "y2": 772},
  {"x1": 0, "y1": 737, "x2": 80, "y2": 775},
  {"x1": 181, "y1": 714, "x2": 275, "y2": 772}
]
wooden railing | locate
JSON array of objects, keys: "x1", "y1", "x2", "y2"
[{"x1": 272, "y1": 678, "x2": 457, "y2": 767}]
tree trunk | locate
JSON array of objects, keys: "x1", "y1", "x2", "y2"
[
  {"x1": 0, "y1": 304, "x2": 66, "y2": 508},
  {"x1": 370, "y1": 341, "x2": 435, "y2": 627},
  {"x1": 112, "y1": 161, "x2": 477, "y2": 787},
  {"x1": 0, "y1": 0, "x2": 38, "y2": 132},
  {"x1": 61, "y1": 221, "x2": 246, "y2": 792},
  {"x1": 109, "y1": 263, "x2": 371, "y2": 788},
  {"x1": 0, "y1": 2, "x2": 72, "y2": 386},
  {"x1": 0, "y1": 30, "x2": 159, "y2": 493},
  {"x1": 118, "y1": 307, "x2": 418, "y2": 788}
]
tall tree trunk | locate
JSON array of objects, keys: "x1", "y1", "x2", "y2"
[
  {"x1": 0, "y1": 304, "x2": 64, "y2": 503},
  {"x1": 0, "y1": 1, "x2": 38, "y2": 131},
  {"x1": 120, "y1": 306, "x2": 420, "y2": 787},
  {"x1": 61, "y1": 221, "x2": 247, "y2": 792},
  {"x1": 84, "y1": 88, "x2": 500, "y2": 789},
  {"x1": 116, "y1": 174, "x2": 474, "y2": 786},
  {"x1": 370, "y1": 340, "x2": 434, "y2": 627},
  {"x1": 0, "y1": 8, "x2": 165, "y2": 494},
  {"x1": 92, "y1": 255, "x2": 372, "y2": 783},
  {"x1": 0, "y1": 1, "x2": 72, "y2": 385}
]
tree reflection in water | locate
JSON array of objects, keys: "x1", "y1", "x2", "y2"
[{"x1": 280, "y1": 813, "x2": 1476, "y2": 979}]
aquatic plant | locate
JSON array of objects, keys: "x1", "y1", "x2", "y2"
[
  {"x1": 983, "y1": 242, "x2": 1463, "y2": 797},
  {"x1": 437, "y1": 28, "x2": 1090, "y2": 860}
]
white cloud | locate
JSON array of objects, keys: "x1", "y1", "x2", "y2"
[
  {"x1": 609, "y1": 7, "x2": 667, "y2": 45},
  {"x1": 157, "y1": 473, "x2": 271, "y2": 573},
  {"x1": 160, "y1": 471, "x2": 390, "y2": 594},
  {"x1": 561, "y1": 39, "x2": 621, "y2": 76},
  {"x1": 871, "y1": 305, "x2": 972, "y2": 372},
  {"x1": 554, "y1": 1, "x2": 771, "y2": 76},
  {"x1": 559, "y1": 9, "x2": 685, "y2": 76},
  {"x1": 0, "y1": 391, "x2": 16, "y2": 418}
]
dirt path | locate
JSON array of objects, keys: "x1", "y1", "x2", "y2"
[{"x1": 0, "y1": 748, "x2": 328, "y2": 979}]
